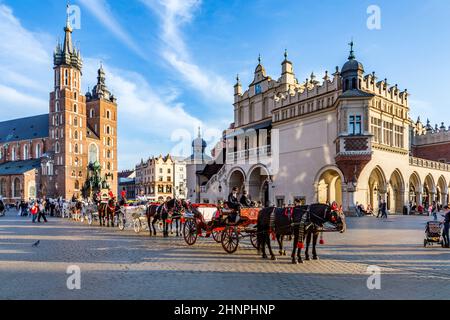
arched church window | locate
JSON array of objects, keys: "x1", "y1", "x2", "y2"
[
  {"x1": 23, "y1": 145, "x2": 29, "y2": 160},
  {"x1": 64, "y1": 70, "x2": 68, "y2": 86},
  {"x1": 74, "y1": 117, "x2": 78, "y2": 127},
  {"x1": 35, "y1": 144, "x2": 41, "y2": 158},
  {"x1": 74, "y1": 131, "x2": 78, "y2": 140},
  {"x1": 352, "y1": 78, "x2": 357, "y2": 90},
  {"x1": 74, "y1": 104, "x2": 78, "y2": 113},
  {"x1": 75, "y1": 181, "x2": 79, "y2": 190},
  {"x1": 74, "y1": 144, "x2": 79, "y2": 154},
  {"x1": 55, "y1": 142, "x2": 60, "y2": 154},
  {"x1": 13, "y1": 178, "x2": 21, "y2": 198},
  {"x1": 55, "y1": 101, "x2": 60, "y2": 112}
]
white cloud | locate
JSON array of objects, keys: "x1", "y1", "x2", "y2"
[
  {"x1": 141, "y1": 0, "x2": 233, "y2": 105},
  {"x1": 0, "y1": 4, "x2": 52, "y2": 117},
  {"x1": 83, "y1": 58, "x2": 222, "y2": 169},
  {"x1": 78, "y1": 0, "x2": 147, "y2": 60}
]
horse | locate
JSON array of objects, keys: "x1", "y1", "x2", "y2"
[
  {"x1": 98, "y1": 198, "x2": 117, "y2": 227},
  {"x1": 256, "y1": 204, "x2": 346, "y2": 264},
  {"x1": 145, "y1": 199, "x2": 188, "y2": 237}
]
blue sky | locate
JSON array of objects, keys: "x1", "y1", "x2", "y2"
[{"x1": 1, "y1": 0, "x2": 450, "y2": 170}]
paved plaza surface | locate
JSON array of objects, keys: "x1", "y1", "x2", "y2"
[{"x1": 0, "y1": 210, "x2": 449, "y2": 300}]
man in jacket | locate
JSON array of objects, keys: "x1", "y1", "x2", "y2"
[
  {"x1": 227, "y1": 187, "x2": 241, "y2": 212},
  {"x1": 240, "y1": 190, "x2": 253, "y2": 208}
]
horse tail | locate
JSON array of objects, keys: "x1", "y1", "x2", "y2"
[{"x1": 256, "y1": 208, "x2": 266, "y2": 253}]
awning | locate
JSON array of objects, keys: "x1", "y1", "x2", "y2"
[{"x1": 225, "y1": 120, "x2": 272, "y2": 139}]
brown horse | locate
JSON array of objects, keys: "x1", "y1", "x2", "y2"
[
  {"x1": 98, "y1": 198, "x2": 117, "y2": 227},
  {"x1": 145, "y1": 199, "x2": 188, "y2": 237}
]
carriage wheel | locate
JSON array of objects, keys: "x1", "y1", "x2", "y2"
[
  {"x1": 221, "y1": 227, "x2": 240, "y2": 254},
  {"x1": 250, "y1": 232, "x2": 258, "y2": 249},
  {"x1": 133, "y1": 219, "x2": 141, "y2": 233},
  {"x1": 183, "y1": 220, "x2": 198, "y2": 246},
  {"x1": 212, "y1": 230, "x2": 222, "y2": 243}
]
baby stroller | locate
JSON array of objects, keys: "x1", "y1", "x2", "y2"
[{"x1": 424, "y1": 221, "x2": 444, "y2": 247}]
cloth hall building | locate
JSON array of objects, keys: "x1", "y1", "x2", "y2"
[
  {"x1": 198, "y1": 46, "x2": 450, "y2": 214},
  {"x1": 0, "y1": 15, "x2": 118, "y2": 202}
]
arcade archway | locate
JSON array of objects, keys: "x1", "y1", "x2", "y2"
[
  {"x1": 248, "y1": 166, "x2": 271, "y2": 206},
  {"x1": 316, "y1": 168, "x2": 343, "y2": 205},
  {"x1": 368, "y1": 167, "x2": 387, "y2": 212},
  {"x1": 228, "y1": 169, "x2": 245, "y2": 195},
  {"x1": 388, "y1": 170, "x2": 405, "y2": 214}
]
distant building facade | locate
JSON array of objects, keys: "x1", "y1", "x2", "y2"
[
  {"x1": 118, "y1": 170, "x2": 136, "y2": 200},
  {"x1": 135, "y1": 155, "x2": 187, "y2": 200},
  {"x1": 0, "y1": 12, "x2": 118, "y2": 202}
]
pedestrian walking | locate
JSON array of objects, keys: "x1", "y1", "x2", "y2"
[
  {"x1": 37, "y1": 200, "x2": 48, "y2": 223},
  {"x1": 381, "y1": 200, "x2": 388, "y2": 219},
  {"x1": 30, "y1": 202, "x2": 39, "y2": 223},
  {"x1": 431, "y1": 201, "x2": 438, "y2": 221}
]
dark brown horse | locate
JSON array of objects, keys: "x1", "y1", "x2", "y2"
[
  {"x1": 98, "y1": 198, "x2": 117, "y2": 227},
  {"x1": 256, "y1": 204, "x2": 346, "y2": 264},
  {"x1": 145, "y1": 199, "x2": 188, "y2": 237}
]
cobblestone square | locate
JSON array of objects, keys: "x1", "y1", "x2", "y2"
[{"x1": 0, "y1": 210, "x2": 449, "y2": 300}]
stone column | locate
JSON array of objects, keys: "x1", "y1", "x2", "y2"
[
  {"x1": 346, "y1": 183, "x2": 357, "y2": 216},
  {"x1": 417, "y1": 192, "x2": 423, "y2": 206},
  {"x1": 441, "y1": 192, "x2": 448, "y2": 206}
]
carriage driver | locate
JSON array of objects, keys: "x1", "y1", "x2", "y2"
[
  {"x1": 228, "y1": 187, "x2": 241, "y2": 212},
  {"x1": 227, "y1": 187, "x2": 242, "y2": 223}
]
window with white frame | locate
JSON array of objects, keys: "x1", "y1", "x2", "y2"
[{"x1": 349, "y1": 115, "x2": 362, "y2": 135}]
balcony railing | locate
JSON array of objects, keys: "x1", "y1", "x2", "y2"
[
  {"x1": 226, "y1": 145, "x2": 272, "y2": 163},
  {"x1": 409, "y1": 157, "x2": 450, "y2": 172}
]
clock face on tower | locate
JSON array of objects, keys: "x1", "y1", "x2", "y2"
[{"x1": 255, "y1": 84, "x2": 262, "y2": 95}]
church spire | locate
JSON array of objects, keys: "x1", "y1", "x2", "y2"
[
  {"x1": 63, "y1": 4, "x2": 74, "y2": 58},
  {"x1": 54, "y1": 4, "x2": 82, "y2": 70}
]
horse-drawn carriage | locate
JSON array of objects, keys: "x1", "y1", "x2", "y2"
[
  {"x1": 183, "y1": 204, "x2": 260, "y2": 253},
  {"x1": 183, "y1": 204, "x2": 227, "y2": 245},
  {"x1": 119, "y1": 204, "x2": 148, "y2": 233}
]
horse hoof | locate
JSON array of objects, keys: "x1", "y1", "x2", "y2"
[
  {"x1": 313, "y1": 256, "x2": 319, "y2": 261},
  {"x1": 279, "y1": 251, "x2": 283, "y2": 256},
  {"x1": 292, "y1": 259, "x2": 298, "y2": 265},
  {"x1": 271, "y1": 256, "x2": 277, "y2": 261},
  {"x1": 283, "y1": 250, "x2": 287, "y2": 256},
  {"x1": 305, "y1": 256, "x2": 310, "y2": 261},
  {"x1": 298, "y1": 259, "x2": 304, "y2": 264},
  {"x1": 262, "y1": 255, "x2": 268, "y2": 259}
]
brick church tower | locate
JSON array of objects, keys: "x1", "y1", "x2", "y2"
[
  {"x1": 49, "y1": 15, "x2": 86, "y2": 199},
  {"x1": 46, "y1": 13, "x2": 118, "y2": 199}
]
